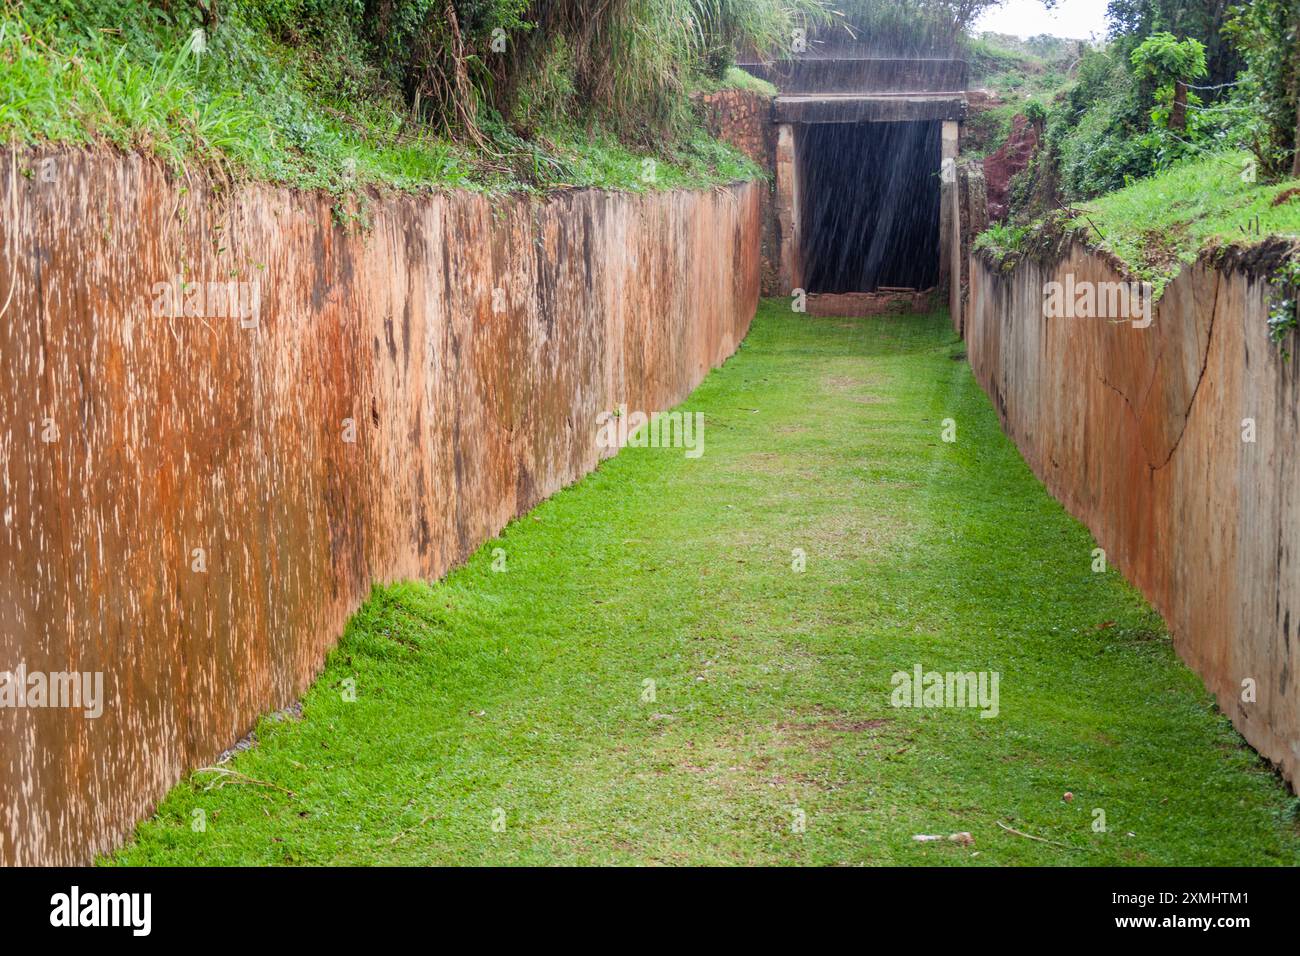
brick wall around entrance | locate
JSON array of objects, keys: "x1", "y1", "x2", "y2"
[{"x1": 698, "y1": 88, "x2": 783, "y2": 296}]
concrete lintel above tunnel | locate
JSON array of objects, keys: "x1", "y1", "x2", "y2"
[{"x1": 773, "y1": 94, "x2": 967, "y2": 125}]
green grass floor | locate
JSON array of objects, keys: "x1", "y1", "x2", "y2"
[{"x1": 110, "y1": 302, "x2": 1300, "y2": 866}]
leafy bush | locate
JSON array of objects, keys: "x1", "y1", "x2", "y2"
[
  {"x1": 494, "y1": 0, "x2": 827, "y2": 143},
  {"x1": 1226, "y1": 0, "x2": 1300, "y2": 178},
  {"x1": 1104, "y1": 0, "x2": 1243, "y2": 88},
  {"x1": 1043, "y1": 34, "x2": 1250, "y2": 205},
  {"x1": 1130, "y1": 31, "x2": 1207, "y2": 130},
  {"x1": 962, "y1": 103, "x2": 1016, "y2": 158},
  {"x1": 1048, "y1": 47, "x2": 1151, "y2": 199},
  {"x1": 1023, "y1": 100, "x2": 1047, "y2": 126},
  {"x1": 1268, "y1": 258, "x2": 1300, "y2": 356},
  {"x1": 974, "y1": 222, "x2": 1031, "y2": 261}
]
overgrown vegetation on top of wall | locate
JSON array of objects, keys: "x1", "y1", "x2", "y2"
[
  {"x1": 983, "y1": 1, "x2": 1284, "y2": 223},
  {"x1": 975, "y1": 1, "x2": 1300, "y2": 299},
  {"x1": 0, "y1": 0, "x2": 817, "y2": 195},
  {"x1": 975, "y1": 151, "x2": 1300, "y2": 295},
  {"x1": 964, "y1": 31, "x2": 1077, "y2": 159},
  {"x1": 1226, "y1": 0, "x2": 1300, "y2": 179}
]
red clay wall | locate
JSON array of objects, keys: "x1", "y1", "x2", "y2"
[
  {"x1": 967, "y1": 243, "x2": 1300, "y2": 789},
  {"x1": 0, "y1": 151, "x2": 762, "y2": 864},
  {"x1": 698, "y1": 88, "x2": 781, "y2": 295},
  {"x1": 698, "y1": 88, "x2": 772, "y2": 167}
]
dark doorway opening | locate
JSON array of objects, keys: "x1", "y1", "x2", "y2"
[{"x1": 799, "y1": 120, "x2": 941, "y2": 293}]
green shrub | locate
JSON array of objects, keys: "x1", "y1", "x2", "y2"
[
  {"x1": 1045, "y1": 37, "x2": 1250, "y2": 204},
  {"x1": 1129, "y1": 31, "x2": 1207, "y2": 130},
  {"x1": 1268, "y1": 258, "x2": 1300, "y2": 356},
  {"x1": 1226, "y1": 0, "x2": 1300, "y2": 178},
  {"x1": 0, "y1": 0, "x2": 768, "y2": 195},
  {"x1": 974, "y1": 222, "x2": 1031, "y2": 262},
  {"x1": 1050, "y1": 47, "x2": 1151, "y2": 199}
]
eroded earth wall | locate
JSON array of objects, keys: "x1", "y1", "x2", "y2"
[
  {"x1": 968, "y1": 242, "x2": 1299, "y2": 789},
  {"x1": 0, "y1": 150, "x2": 761, "y2": 864}
]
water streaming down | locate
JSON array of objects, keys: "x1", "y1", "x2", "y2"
[{"x1": 799, "y1": 121, "x2": 942, "y2": 294}]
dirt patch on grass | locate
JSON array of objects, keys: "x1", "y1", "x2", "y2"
[
  {"x1": 824, "y1": 374, "x2": 864, "y2": 389},
  {"x1": 798, "y1": 514, "x2": 911, "y2": 559},
  {"x1": 780, "y1": 706, "x2": 898, "y2": 739},
  {"x1": 1140, "y1": 222, "x2": 1190, "y2": 272},
  {"x1": 827, "y1": 718, "x2": 893, "y2": 732},
  {"x1": 1272, "y1": 186, "x2": 1300, "y2": 207},
  {"x1": 743, "y1": 451, "x2": 787, "y2": 472},
  {"x1": 822, "y1": 374, "x2": 886, "y2": 405}
]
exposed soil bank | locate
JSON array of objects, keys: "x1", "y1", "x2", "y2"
[
  {"x1": 967, "y1": 243, "x2": 1300, "y2": 790},
  {"x1": 0, "y1": 151, "x2": 760, "y2": 864}
]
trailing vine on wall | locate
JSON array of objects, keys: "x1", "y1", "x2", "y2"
[{"x1": 1267, "y1": 257, "x2": 1300, "y2": 357}]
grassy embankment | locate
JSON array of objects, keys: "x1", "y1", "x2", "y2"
[
  {"x1": 1073, "y1": 151, "x2": 1300, "y2": 290},
  {"x1": 0, "y1": 1, "x2": 764, "y2": 196},
  {"x1": 109, "y1": 303, "x2": 1300, "y2": 866},
  {"x1": 963, "y1": 33, "x2": 1075, "y2": 160},
  {"x1": 977, "y1": 150, "x2": 1300, "y2": 294}
]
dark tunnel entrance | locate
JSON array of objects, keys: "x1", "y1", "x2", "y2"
[{"x1": 799, "y1": 121, "x2": 942, "y2": 294}]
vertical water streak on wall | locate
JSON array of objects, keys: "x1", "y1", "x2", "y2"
[{"x1": 0, "y1": 152, "x2": 761, "y2": 864}]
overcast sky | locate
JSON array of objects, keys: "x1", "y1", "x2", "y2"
[{"x1": 974, "y1": 0, "x2": 1112, "y2": 40}]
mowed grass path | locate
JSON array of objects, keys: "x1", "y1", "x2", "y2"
[{"x1": 111, "y1": 303, "x2": 1300, "y2": 866}]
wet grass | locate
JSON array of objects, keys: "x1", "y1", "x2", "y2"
[
  {"x1": 1074, "y1": 151, "x2": 1300, "y2": 294},
  {"x1": 109, "y1": 302, "x2": 1300, "y2": 866},
  {"x1": 0, "y1": 7, "x2": 759, "y2": 196},
  {"x1": 976, "y1": 152, "x2": 1300, "y2": 297}
]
